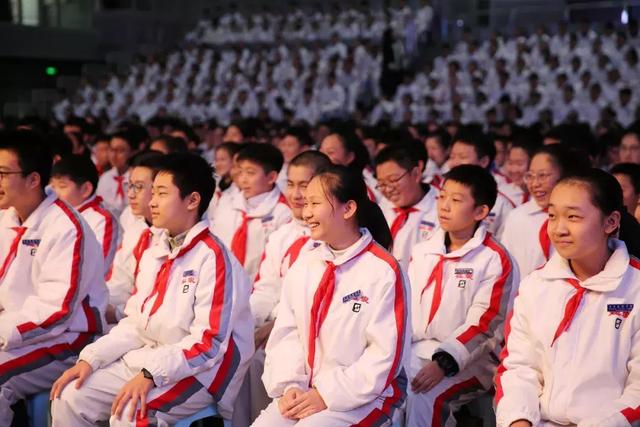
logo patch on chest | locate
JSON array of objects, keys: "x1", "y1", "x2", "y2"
[
  {"x1": 342, "y1": 290, "x2": 369, "y2": 304},
  {"x1": 22, "y1": 239, "x2": 41, "y2": 256},
  {"x1": 181, "y1": 269, "x2": 197, "y2": 293},
  {"x1": 608, "y1": 304, "x2": 634, "y2": 330},
  {"x1": 454, "y1": 268, "x2": 474, "y2": 279}
]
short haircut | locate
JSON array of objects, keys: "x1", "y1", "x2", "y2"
[
  {"x1": 611, "y1": 162, "x2": 640, "y2": 194},
  {"x1": 444, "y1": 164, "x2": 498, "y2": 210},
  {"x1": 452, "y1": 128, "x2": 495, "y2": 165},
  {"x1": 48, "y1": 132, "x2": 73, "y2": 159},
  {"x1": 236, "y1": 142, "x2": 284, "y2": 175},
  {"x1": 284, "y1": 126, "x2": 314, "y2": 147},
  {"x1": 425, "y1": 129, "x2": 452, "y2": 150},
  {"x1": 375, "y1": 144, "x2": 420, "y2": 171},
  {"x1": 216, "y1": 142, "x2": 243, "y2": 160},
  {"x1": 289, "y1": 150, "x2": 332, "y2": 174},
  {"x1": 0, "y1": 130, "x2": 52, "y2": 190},
  {"x1": 151, "y1": 134, "x2": 188, "y2": 153},
  {"x1": 157, "y1": 152, "x2": 215, "y2": 218},
  {"x1": 51, "y1": 155, "x2": 99, "y2": 194},
  {"x1": 128, "y1": 150, "x2": 167, "y2": 180},
  {"x1": 111, "y1": 130, "x2": 143, "y2": 151}
]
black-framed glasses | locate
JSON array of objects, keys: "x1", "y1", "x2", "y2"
[
  {"x1": 0, "y1": 170, "x2": 24, "y2": 181},
  {"x1": 376, "y1": 170, "x2": 410, "y2": 191}
]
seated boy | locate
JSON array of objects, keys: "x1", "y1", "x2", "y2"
[
  {"x1": 0, "y1": 130, "x2": 107, "y2": 425},
  {"x1": 211, "y1": 143, "x2": 291, "y2": 281},
  {"x1": 375, "y1": 144, "x2": 439, "y2": 270},
  {"x1": 447, "y1": 130, "x2": 517, "y2": 234},
  {"x1": 611, "y1": 162, "x2": 640, "y2": 221},
  {"x1": 232, "y1": 151, "x2": 332, "y2": 427},
  {"x1": 51, "y1": 154, "x2": 119, "y2": 276},
  {"x1": 405, "y1": 165, "x2": 517, "y2": 427},
  {"x1": 105, "y1": 151, "x2": 166, "y2": 322},
  {"x1": 51, "y1": 152, "x2": 254, "y2": 426}
]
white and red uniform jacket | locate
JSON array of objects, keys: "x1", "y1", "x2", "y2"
[
  {"x1": 499, "y1": 199, "x2": 553, "y2": 281},
  {"x1": 207, "y1": 182, "x2": 239, "y2": 217},
  {"x1": 363, "y1": 167, "x2": 383, "y2": 202},
  {"x1": 493, "y1": 170, "x2": 527, "y2": 207},
  {"x1": 78, "y1": 220, "x2": 255, "y2": 419},
  {"x1": 77, "y1": 195, "x2": 119, "y2": 277},
  {"x1": 211, "y1": 186, "x2": 291, "y2": 282},
  {"x1": 96, "y1": 167, "x2": 129, "y2": 219},
  {"x1": 263, "y1": 229, "x2": 410, "y2": 415},
  {"x1": 381, "y1": 186, "x2": 439, "y2": 270},
  {"x1": 250, "y1": 219, "x2": 317, "y2": 326},
  {"x1": 495, "y1": 240, "x2": 640, "y2": 427},
  {"x1": 105, "y1": 213, "x2": 150, "y2": 321},
  {"x1": 486, "y1": 192, "x2": 515, "y2": 236},
  {"x1": 0, "y1": 195, "x2": 107, "y2": 350},
  {"x1": 408, "y1": 225, "x2": 516, "y2": 376}
]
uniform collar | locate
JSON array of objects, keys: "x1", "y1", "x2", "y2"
[
  {"x1": 231, "y1": 185, "x2": 283, "y2": 217},
  {"x1": 150, "y1": 220, "x2": 210, "y2": 259},
  {"x1": 538, "y1": 239, "x2": 630, "y2": 292},
  {"x1": 421, "y1": 225, "x2": 488, "y2": 258},
  {"x1": 77, "y1": 194, "x2": 99, "y2": 211},
  {"x1": 316, "y1": 228, "x2": 373, "y2": 267},
  {"x1": 521, "y1": 198, "x2": 546, "y2": 215},
  {"x1": 2, "y1": 194, "x2": 58, "y2": 229}
]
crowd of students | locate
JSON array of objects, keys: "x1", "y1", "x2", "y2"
[{"x1": 0, "y1": 109, "x2": 640, "y2": 427}]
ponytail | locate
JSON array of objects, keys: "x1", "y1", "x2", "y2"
[{"x1": 316, "y1": 166, "x2": 392, "y2": 250}]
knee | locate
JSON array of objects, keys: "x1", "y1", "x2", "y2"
[{"x1": 51, "y1": 384, "x2": 90, "y2": 421}]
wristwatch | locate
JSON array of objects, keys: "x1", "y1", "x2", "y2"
[{"x1": 141, "y1": 368, "x2": 156, "y2": 386}]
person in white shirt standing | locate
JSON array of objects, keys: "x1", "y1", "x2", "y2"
[
  {"x1": 0, "y1": 131, "x2": 107, "y2": 425},
  {"x1": 496, "y1": 169, "x2": 640, "y2": 427}
]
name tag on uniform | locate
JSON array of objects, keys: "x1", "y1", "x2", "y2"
[
  {"x1": 607, "y1": 304, "x2": 634, "y2": 318},
  {"x1": 22, "y1": 239, "x2": 41, "y2": 256},
  {"x1": 181, "y1": 269, "x2": 197, "y2": 293}
]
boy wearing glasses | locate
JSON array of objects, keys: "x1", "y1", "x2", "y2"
[
  {"x1": 0, "y1": 130, "x2": 107, "y2": 425},
  {"x1": 105, "y1": 151, "x2": 166, "y2": 323},
  {"x1": 375, "y1": 144, "x2": 438, "y2": 269},
  {"x1": 50, "y1": 155, "x2": 119, "y2": 277}
]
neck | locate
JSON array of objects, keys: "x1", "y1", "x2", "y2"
[
  {"x1": 446, "y1": 226, "x2": 476, "y2": 252},
  {"x1": 569, "y1": 242, "x2": 612, "y2": 281},
  {"x1": 16, "y1": 191, "x2": 46, "y2": 224},
  {"x1": 167, "y1": 217, "x2": 198, "y2": 238},
  {"x1": 116, "y1": 166, "x2": 128, "y2": 175},
  {"x1": 327, "y1": 226, "x2": 361, "y2": 251},
  {"x1": 402, "y1": 185, "x2": 426, "y2": 208}
]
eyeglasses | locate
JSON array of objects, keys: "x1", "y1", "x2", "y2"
[
  {"x1": 523, "y1": 171, "x2": 554, "y2": 184},
  {"x1": 127, "y1": 182, "x2": 146, "y2": 194},
  {"x1": 376, "y1": 170, "x2": 410, "y2": 191},
  {"x1": 0, "y1": 170, "x2": 24, "y2": 181}
]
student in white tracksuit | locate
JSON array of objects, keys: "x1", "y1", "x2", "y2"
[
  {"x1": 0, "y1": 132, "x2": 107, "y2": 425},
  {"x1": 406, "y1": 165, "x2": 516, "y2": 427},
  {"x1": 252, "y1": 166, "x2": 408, "y2": 427},
  {"x1": 51, "y1": 153, "x2": 254, "y2": 426},
  {"x1": 211, "y1": 144, "x2": 292, "y2": 281},
  {"x1": 376, "y1": 144, "x2": 439, "y2": 270},
  {"x1": 447, "y1": 132, "x2": 515, "y2": 235},
  {"x1": 50, "y1": 155, "x2": 119, "y2": 277},
  {"x1": 500, "y1": 144, "x2": 588, "y2": 280},
  {"x1": 207, "y1": 142, "x2": 243, "y2": 214},
  {"x1": 104, "y1": 151, "x2": 165, "y2": 322},
  {"x1": 234, "y1": 151, "x2": 332, "y2": 427},
  {"x1": 495, "y1": 169, "x2": 640, "y2": 427}
]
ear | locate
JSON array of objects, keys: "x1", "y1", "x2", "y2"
[
  {"x1": 25, "y1": 172, "x2": 41, "y2": 192},
  {"x1": 604, "y1": 210, "x2": 622, "y2": 235},
  {"x1": 80, "y1": 182, "x2": 94, "y2": 200},
  {"x1": 472, "y1": 204, "x2": 490, "y2": 222},
  {"x1": 342, "y1": 199, "x2": 358, "y2": 221},
  {"x1": 410, "y1": 166, "x2": 422, "y2": 184},
  {"x1": 185, "y1": 191, "x2": 202, "y2": 213},
  {"x1": 266, "y1": 170, "x2": 279, "y2": 186},
  {"x1": 417, "y1": 160, "x2": 425, "y2": 173}
]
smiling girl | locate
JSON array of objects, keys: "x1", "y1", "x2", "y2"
[
  {"x1": 251, "y1": 166, "x2": 408, "y2": 427},
  {"x1": 496, "y1": 168, "x2": 640, "y2": 427}
]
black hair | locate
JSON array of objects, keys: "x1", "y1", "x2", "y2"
[
  {"x1": 325, "y1": 127, "x2": 371, "y2": 172},
  {"x1": 289, "y1": 150, "x2": 332, "y2": 174},
  {"x1": 236, "y1": 142, "x2": 284, "y2": 175},
  {"x1": 216, "y1": 142, "x2": 243, "y2": 160},
  {"x1": 375, "y1": 144, "x2": 420, "y2": 171},
  {"x1": 150, "y1": 134, "x2": 188, "y2": 153},
  {"x1": 48, "y1": 132, "x2": 73, "y2": 159},
  {"x1": 128, "y1": 150, "x2": 167, "y2": 180},
  {"x1": 444, "y1": 164, "x2": 498, "y2": 211},
  {"x1": 452, "y1": 127, "x2": 496, "y2": 166},
  {"x1": 111, "y1": 130, "x2": 143, "y2": 151},
  {"x1": 425, "y1": 129, "x2": 452, "y2": 150},
  {"x1": 314, "y1": 165, "x2": 392, "y2": 249},
  {"x1": 51, "y1": 155, "x2": 99, "y2": 195},
  {"x1": 284, "y1": 126, "x2": 314, "y2": 148},
  {"x1": 558, "y1": 168, "x2": 624, "y2": 234},
  {"x1": 610, "y1": 163, "x2": 640, "y2": 194},
  {"x1": 157, "y1": 152, "x2": 215, "y2": 218},
  {"x1": 0, "y1": 130, "x2": 52, "y2": 190},
  {"x1": 532, "y1": 144, "x2": 590, "y2": 178}
]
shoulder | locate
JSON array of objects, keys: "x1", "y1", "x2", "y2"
[
  {"x1": 361, "y1": 242, "x2": 403, "y2": 280},
  {"x1": 49, "y1": 200, "x2": 84, "y2": 235}
]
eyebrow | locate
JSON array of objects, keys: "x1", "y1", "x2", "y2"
[{"x1": 153, "y1": 185, "x2": 169, "y2": 190}]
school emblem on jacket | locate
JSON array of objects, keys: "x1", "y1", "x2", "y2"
[
  {"x1": 181, "y1": 269, "x2": 197, "y2": 293},
  {"x1": 343, "y1": 290, "x2": 369, "y2": 312},
  {"x1": 608, "y1": 304, "x2": 634, "y2": 329},
  {"x1": 22, "y1": 239, "x2": 41, "y2": 256},
  {"x1": 419, "y1": 220, "x2": 435, "y2": 240}
]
